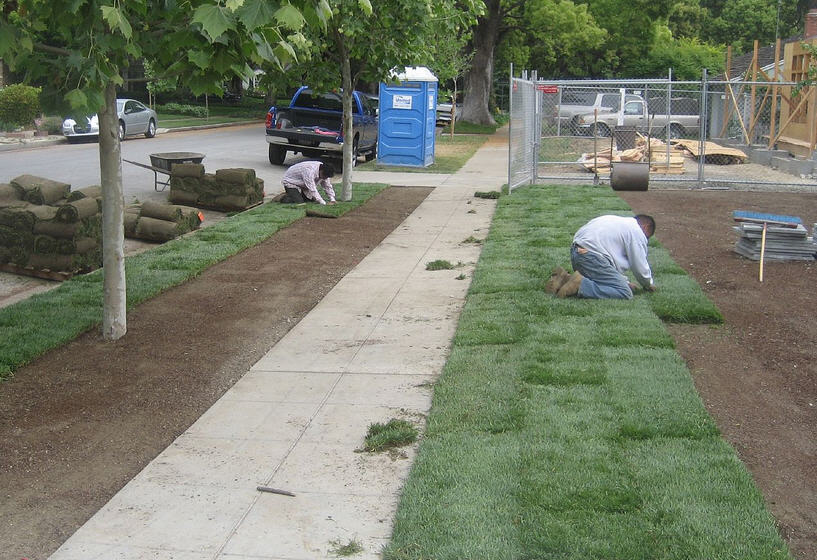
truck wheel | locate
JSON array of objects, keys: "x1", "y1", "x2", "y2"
[
  {"x1": 351, "y1": 137, "x2": 360, "y2": 167},
  {"x1": 268, "y1": 144, "x2": 286, "y2": 165},
  {"x1": 364, "y1": 143, "x2": 377, "y2": 162},
  {"x1": 593, "y1": 123, "x2": 611, "y2": 137},
  {"x1": 667, "y1": 124, "x2": 684, "y2": 139}
]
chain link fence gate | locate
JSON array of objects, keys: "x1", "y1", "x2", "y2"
[
  {"x1": 508, "y1": 73, "x2": 539, "y2": 192},
  {"x1": 508, "y1": 71, "x2": 817, "y2": 191}
]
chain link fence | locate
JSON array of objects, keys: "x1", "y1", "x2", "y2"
[
  {"x1": 509, "y1": 73, "x2": 817, "y2": 190},
  {"x1": 508, "y1": 75, "x2": 539, "y2": 191}
]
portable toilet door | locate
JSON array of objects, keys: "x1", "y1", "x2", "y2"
[{"x1": 377, "y1": 66, "x2": 437, "y2": 167}]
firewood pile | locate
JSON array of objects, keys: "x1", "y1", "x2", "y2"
[
  {"x1": 168, "y1": 164, "x2": 264, "y2": 211},
  {"x1": 579, "y1": 134, "x2": 686, "y2": 174},
  {"x1": 0, "y1": 175, "x2": 102, "y2": 276},
  {"x1": 124, "y1": 200, "x2": 204, "y2": 243}
]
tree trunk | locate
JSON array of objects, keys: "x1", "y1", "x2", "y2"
[
  {"x1": 264, "y1": 86, "x2": 276, "y2": 106},
  {"x1": 339, "y1": 35, "x2": 354, "y2": 202},
  {"x1": 98, "y1": 82, "x2": 127, "y2": 340},
  {"x1": 461, "y1": 0, "x2": 501, "y2": 126}
]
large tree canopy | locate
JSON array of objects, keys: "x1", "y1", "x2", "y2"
[
  {"x1": 293, "y1": 0, "x2": 480, "y2": 198},
  {"x1": 697, "y1": 0, "x2": 809, "y2": 53}
]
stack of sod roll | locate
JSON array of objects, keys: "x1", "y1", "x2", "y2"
[
  {"x1": 0, "y1": 175, "x2": 102, "y2": 274},
  {"x1": 124, "y1": 199, "x2": 203, "y2": 242},
  {"x1": 168, "y1": 164, "x2": 264, "y2": 211}
]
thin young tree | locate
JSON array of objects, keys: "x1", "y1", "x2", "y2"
[{"x1": 0, "y1": 0, "x2": 318, "y2": 340}]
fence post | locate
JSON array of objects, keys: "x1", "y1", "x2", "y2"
[
  {"x1": 698, "y1": 68, "x2": 709, "y2": 187},
  {"x1": 665, "y1": 68, "x2": 673, "y2": 168},
  {"x1": 532, "y1": 72, "x2": 540, "y2": 185},
  {"x1": 508, "y1": 63, "x2": 513, "y2": 193}
]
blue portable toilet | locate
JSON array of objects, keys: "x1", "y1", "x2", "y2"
[{"x1": 378, "y1": 66, "x2": 437, "y2": 167}]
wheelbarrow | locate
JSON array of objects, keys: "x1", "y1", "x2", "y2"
[{"x1": 124, "y1": 151, "x2": 205, "y2": 191}]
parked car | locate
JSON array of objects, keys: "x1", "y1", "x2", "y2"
[
  {"x1": 436, "y1": 102, "x2": 462, "y2": 125},
  {"x1": 264, "y1": 86, "x2": 378, "y2": 165},
  {"x1": 549, "y1": 90, "x2": 643, "y2": 135},
  {"x1": 62, "y1": 99, "x2": 158, "y2": 142},
  {"x1": 573, "y1": 95, "x2": 700, "y2": 139}
]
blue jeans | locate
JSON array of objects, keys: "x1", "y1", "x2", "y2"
[{"x1": 570, "y1": 245, "x2": 633, "y2": 299}]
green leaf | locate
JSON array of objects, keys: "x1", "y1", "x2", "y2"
[
  {"x1": 65, "y1": 89, "x2": 88, "y2": 112},
  {"x1": 126, "y1": 42, "x2": 141, "y2": 59},
  {"x1": 187, "y1": 49, "x2": 211, "y2": 70},
  {"x1": 100, "y1": 6, "x2": 133, "y2": 39},
  {"x1": 303, "y1": 0, "x2": 332, "y2": 29},
  {"x1": 357, "y1": 0, "x2": 373, "y2": 16},
  {"x1": 274, "y1": 4, "x2": 305, "y2": 30},
  {"x1": 237, "y1": 0, "x2": 276, "y2": 31},
  {"x1": 0, "y1": 22, "x2": 16, "y2": 56},
  {"x1": 225, "y1": 0, "x2": 245, "y2": 10},
  {"x1": 252, "y1": 33, "x2": 276, "y2": 62},
  {"x1": 273, "y1": 40, "x2": 297, "y2": 65},
  {"x1": 19, "y1": 35, "x2": 34, "y2": 53},
  {"x1": 68, "y1": 0, "x2": 86, "y2": 14},
  {"x1": 193, "y1": 4, "x2": 233, "y2": 42}
]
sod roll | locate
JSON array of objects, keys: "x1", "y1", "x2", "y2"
[
  {"x1": 56, "y1": 236, "x2": 97, "y2": 255},
  {"x1": 10, "y1": 175, "x2": 71, "y2": 205},
  {"x1": 140, "y1": 200, "x2": 183, "y2": 222},
  {"x1": 134, "y1": 216, "x2": 181, "y2": 242},
  {"x1": 34, "y1": 235, "x2": 58, "y2": 254},
  {"x1": 124, "y1": 212, "x2": 139, "y2": 237},
  {"x1": 0, "y1": 225, "x2": 34, "y2": 251},
  {"x1": 171, "y1": 163, "x2": 205, "y2": 178},
  {"x1": 0, "y1": 204, "x2": 59, "y2": 232},
  {"x1": 168, "y1": 188, "x2": 199, "y2": 205},
  {"x1": 0, "y1": 183, "x2": 21, "y2": 202},
  {"x1": 55, "y1": 197, "x2": 100, "y2": 223},
  {"x1": 33, "y1": 221, "x2": 78, "y2": 239},
  {"x1": 215, "y1": 168, "x2": 256, "y2": 184},
  {"x1": 211, "y1": 194, "x2": 253, "y2": 211},
  {"x1": 66, "y1": 185, "x2": 103, "y2": 201}
]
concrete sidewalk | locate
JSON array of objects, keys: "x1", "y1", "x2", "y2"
[{"x1": 49, "y1": 130, "x2": 509, "y2": 559}]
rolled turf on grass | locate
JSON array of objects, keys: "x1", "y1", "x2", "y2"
[
  {"x1": 0, "y1": 183, "x2": 387, "y2": 380},
  {"x1": 384, "y1": 184, "x2": 790, "y2": 560}
]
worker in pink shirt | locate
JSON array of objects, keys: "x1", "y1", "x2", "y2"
[{"x1": 280, "y1": 160, "x2": 336, "y2": 205}]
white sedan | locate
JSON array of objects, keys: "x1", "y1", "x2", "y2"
[{"x1": 62, "y1": 98, "x2": 158, "y2": 142}]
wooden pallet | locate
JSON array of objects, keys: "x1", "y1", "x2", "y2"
[{"x1": 0, "y1": 262, "x2": 74, "y2": 281}]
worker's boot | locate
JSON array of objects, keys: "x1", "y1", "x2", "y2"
[
  {"x1": 545, "y1": 266, "x2": 570, "y2": 294},
  {"x1": 557, "y1": 271, "x2": 584, "y2": 298}
]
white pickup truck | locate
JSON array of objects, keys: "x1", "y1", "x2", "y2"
[{"x1": 574, "y1": 94, "x2": 700, "y2": 139}]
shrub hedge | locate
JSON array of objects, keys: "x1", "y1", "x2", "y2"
[{"x1": 0, "y1": 84, "x2": 42, "y2": 129}]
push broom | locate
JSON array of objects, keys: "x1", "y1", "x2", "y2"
[{"x1": 733, "y1": 210, "x2": 802, "y2": 282}]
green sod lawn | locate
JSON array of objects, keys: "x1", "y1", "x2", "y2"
[
  {"x1": 0, "y1": 184, "x2": 387, "y2": 380},
  {"x1": 357, "y1": 134, "x2": 487, "y2": 174},
  {"x1": 384, "y1": 184, "x2": 791, "y2": 560}
]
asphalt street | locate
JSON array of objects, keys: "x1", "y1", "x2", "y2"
[{"x1": 0, "y1": 123, "x2": 312, "y2": 204}]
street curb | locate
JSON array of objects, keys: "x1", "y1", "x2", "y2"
[
  {"x1": 158, "y1": 120, "x2": 259, "y2": 134},
  {"x1": 0, "y1": 120, "x2": 261, "y2": 153},
  {"x1": 0, "y1": 136, "x2": 67, "y2": 152}
]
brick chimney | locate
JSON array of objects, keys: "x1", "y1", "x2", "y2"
[{"x1": 807, "y1": 0, "x2": 817, "y2": 38}]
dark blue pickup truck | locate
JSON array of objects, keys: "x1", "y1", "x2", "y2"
[{"x1": 264, "y1": 87, "x2": 379, "y2": 165}]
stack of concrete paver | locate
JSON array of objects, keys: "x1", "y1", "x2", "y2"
[
  {"x1": 0, "y1": 175, "x2": 102, "y2": 275},
  {"x1": 733, "y1": 222, "x2": 816, "y2": 261}
]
